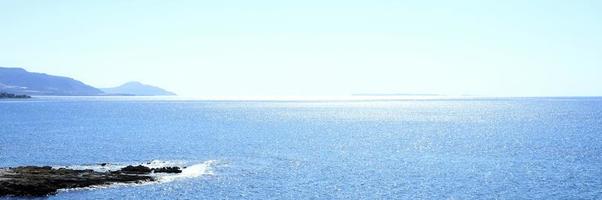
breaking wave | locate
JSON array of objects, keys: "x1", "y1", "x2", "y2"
[{"x1": 155, "y1": 160, "x2": 217, "y2": 183}]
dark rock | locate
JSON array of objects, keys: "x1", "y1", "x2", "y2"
[
  {"x1": 100, "y1": 163, "x2": 108, "y2": 167},
  {"x1": 152, "y1": 167, "x2": 182, "y2": 173},
  {"x1": 0, "y1": 92, "x2": 31, "y2": 99},
  {"x1": 0, "y1": 165, "x2": 153, "y2": 197},
  {"x1": 118, "y1": 165, "x2": 152, "y2": 174}
]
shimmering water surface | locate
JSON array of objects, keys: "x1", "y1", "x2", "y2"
[{"x1": 1, "y1": 97, "x2": 601, "y2": 199}]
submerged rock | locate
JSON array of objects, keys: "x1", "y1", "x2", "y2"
[{"x1": 0, "y1": 163, "x2": 182, "y2": 197}]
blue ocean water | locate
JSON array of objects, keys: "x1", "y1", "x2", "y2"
[{"x1": 1, "y1": 97, "x2": 602, "y2": 199}]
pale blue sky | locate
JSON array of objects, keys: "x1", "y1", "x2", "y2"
[{"x1": 1, "y1": 0, "x2": 601, "y2": 97}]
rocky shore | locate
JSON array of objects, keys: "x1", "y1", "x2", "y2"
[{"x1": 0, "y1": 165, "x2": 182, "y2": 196}]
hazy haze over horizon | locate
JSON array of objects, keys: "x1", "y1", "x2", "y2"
[{"x1": 1, "y1": 0, "x2": 601, "y2": 97}]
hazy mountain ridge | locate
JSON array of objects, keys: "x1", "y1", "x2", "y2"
[
  {"x1": 0, "y1": 67, "x2": 103, "y2": 96},
  {"x1": 101, "y1": 82, "x2": 176, "y2": 96},
  {"x1": 0, "y1": 67, "x2": 175, "y2": 96}
]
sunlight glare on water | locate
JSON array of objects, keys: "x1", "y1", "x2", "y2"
[{"x1": 1, "y1": 97, "x2": 601, "y2": 199}]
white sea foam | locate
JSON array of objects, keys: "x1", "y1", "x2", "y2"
[
  {"x1": 144, "y1": 160, "x2": 187, "y2": 169},
  {"x1": 58, "y1": 163, "x2": 123, "y2": 172},
  {"x1": 57, "y1": 160, "x2": 187, "y2": 172},
  {"x1": 156, "y1": 160, "x2": 217, "y2": 183}
]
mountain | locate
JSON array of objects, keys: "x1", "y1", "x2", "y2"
[
  {"x1": 0, "y1": 67, "x2": 104, "y2": 96},
  {"x1": 101, "y1": 82, "x2": 175, "y2": 96}
]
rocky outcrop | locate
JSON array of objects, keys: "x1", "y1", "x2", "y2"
[
  {"x1": 0, "y1": 92, "x2": 31, "y2": 99},
  {"x1": 119, "y1": 165, "x2": 152, "y2": 174},
  {"x1": 0, "y1": 164, "x2": 182, "y2": 197}
]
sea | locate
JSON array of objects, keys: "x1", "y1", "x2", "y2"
[{"x1": 1, "y1": 96, "x2": 601, "y2": 199}]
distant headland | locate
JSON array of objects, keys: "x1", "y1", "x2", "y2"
[{"x1": 0, "y1": 66, "x2": 175, "y2": 96}]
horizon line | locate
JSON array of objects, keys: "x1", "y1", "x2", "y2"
[{"x1": 25, "y1": 95, "x2": 602, "y2": 101}]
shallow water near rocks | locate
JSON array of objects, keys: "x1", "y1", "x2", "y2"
[{"x1": 1, "y1": 97, "x2": 602, "y2": 199}]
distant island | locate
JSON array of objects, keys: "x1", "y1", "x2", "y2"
[
  {"x1": 101, "y1": 81, "x2": 176, "y2": 96},
  {"x1": 0, "y1": 92, "x2": 31, "y2": 99},
  {"x1": 0, "y1": 66, "x2": 175, "y2": 96},
  {"x1": 352, "y1": 93, "x2": 443, "y2": 96}
]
